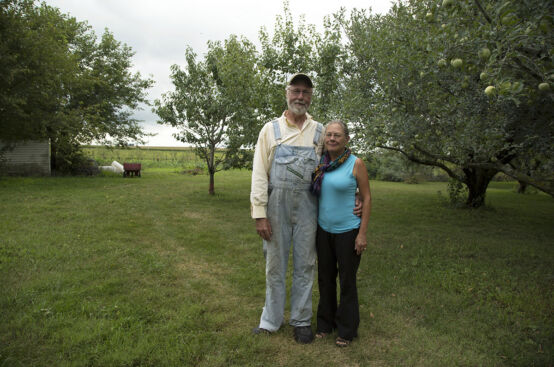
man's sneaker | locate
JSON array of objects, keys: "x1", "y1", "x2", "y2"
[
  {"x1": 252, "y1": 327, "x2": 271, "y2": 335},
  {"x1": 293, "y1": 326, "x2": 314, "y2": 344}
]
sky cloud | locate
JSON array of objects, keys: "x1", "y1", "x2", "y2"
[{"x1": 44, "y1": 0, "x2": 392, "y2": 146}]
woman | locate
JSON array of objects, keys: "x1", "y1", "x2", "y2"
[{"x1": 310, "y1": 120, "x2": 371, "y2": 347}]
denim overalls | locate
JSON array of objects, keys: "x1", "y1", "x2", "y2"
[{"x1": 259, "y1": 119, "x2": 323, "y2": 331}]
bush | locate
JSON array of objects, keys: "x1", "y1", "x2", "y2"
[
  {"x1": 404, "y1": 175, "x2": 420, "y2": 184},
  {"x1": 73, "y1": 158, "x2": 100, "y2": 176},
  {"x1": 53, "y1": 141, "x2": 100, "y2": 176}
]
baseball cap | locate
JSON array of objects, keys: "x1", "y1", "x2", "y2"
[{"x1": 288, "y1": 73, "x2": 313, "y2": 88}]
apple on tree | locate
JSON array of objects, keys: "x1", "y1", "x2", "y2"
[
  {"x1": 485, "y1": 85, "x2": 496, "y2": 96},
  {"x1": 478, "y1": 47, "x2": 491, "y2": 61},
  {"x1": 500, "y1": 10, "x2": 519, "y2": 26},
  {"x1": 538, "y1": 82, "x2": 550, "y2": 92},
  {"x1": 499, "y1": 81, "x2": 512, "y2": 94},
  {"x1": 451, "y1": 58, "x2": 463, "y2": 68}
]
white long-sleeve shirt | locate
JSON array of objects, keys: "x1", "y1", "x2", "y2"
[{"x1": 250, "y1": 112, "x2": 324, "y2": 218}]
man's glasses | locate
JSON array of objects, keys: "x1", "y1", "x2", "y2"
[{"x1": 287, "y1": 88, "x2": 312, "y2": 97}]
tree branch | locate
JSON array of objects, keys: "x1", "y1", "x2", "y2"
[
  {"x1": 512, "y1": 57, "x2": 544, "y2": 82},
  {"x1": 413, "y1": 144, "x2": 457, "y2": 165},
  {"x1": 473, "y1": 0, "x2": 492, "y2": 24},
  {"x1": 377, "y1": 145, "x2": 465, "y2": 182}
]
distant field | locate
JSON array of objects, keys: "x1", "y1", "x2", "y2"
[
  {"x1": 0, "y1": 168, "x2": 552, "y2": 366},
  {"x1": 82, "y1": 145, "x2": 206, "y2": 170}
]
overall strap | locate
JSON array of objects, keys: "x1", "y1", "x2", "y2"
[
  {"x1": 313, "y1": 122, "x2": 323, "y2": 146},
  {"x1": 272, "y1": 119, "x2": 282, "y2": 145}
]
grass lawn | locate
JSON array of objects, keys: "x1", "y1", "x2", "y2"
[{"x1": 0, "y1": 166, "x2": 552, "y2": 366}]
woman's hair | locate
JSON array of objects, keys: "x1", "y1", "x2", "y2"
[{"x1": 326, "y1": 120, "x2": 349, "y2": 138}]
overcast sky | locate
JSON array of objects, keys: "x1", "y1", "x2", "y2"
[{"x1": 44, "y1": 0, "x2": 393, "y2": 146}]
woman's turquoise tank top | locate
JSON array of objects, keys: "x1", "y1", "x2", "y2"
[{"x1": 318, "y1": 154, "x2": 361, "y2": 233}]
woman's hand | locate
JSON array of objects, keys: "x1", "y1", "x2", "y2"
[{"x1": 355, "y1": 233, "x2": 367, "y2": 255}]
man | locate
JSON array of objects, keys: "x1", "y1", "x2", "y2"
[{"x1": 250, "y1": 73, "x2": 323, "y2": 344}]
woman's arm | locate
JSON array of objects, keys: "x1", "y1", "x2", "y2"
[{"x1": 353, "y1": 158, "x2": 371, "y2": 255}]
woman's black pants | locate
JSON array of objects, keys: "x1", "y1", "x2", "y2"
[{"x1": 316, "y1": 225, "x2": 361, "y2": 341}]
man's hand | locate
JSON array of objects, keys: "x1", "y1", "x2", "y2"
[
  {"x1": 353, "y1": 193, "x2": 363, "y2": 217},
  {"x1": 255, "y1": 218, "x2": 272, "y2": 241}
]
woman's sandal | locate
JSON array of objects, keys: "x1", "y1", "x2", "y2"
[
  {"x1": 315, "y1": 331, "x2": 329, "y2": 339},
  {"x1": 335, "y1": 337, "x2": 351, "y2": 347}
]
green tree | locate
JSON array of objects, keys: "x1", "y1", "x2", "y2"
[
  {"x1": 255, "y1": 1, "x2": 349, "y2": 127},
  {"x1": 311, "y1": 14, "x2": 346, "y2": 122},
  {"x1": 339, "y1": 0, "x2": 553, "y2": 207},
  {"x1": 451, "y1": 0, "x2": 554, "y2": 195},
  {"x1": 0, "y1": 0, "x2": 153, "y2": 172},
  {"x1": 1, "y1": 0, "x2": 74, "y2": 143},
  {"x1": 257, "y1": 1, "x2": 319, "y2": 119},
  {"x1": 154, "y1": 36, "x2": 260, "y2": 194}
]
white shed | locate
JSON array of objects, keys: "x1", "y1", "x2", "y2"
[{"x1": 0, "y1": 140, "x2": 51, "y2": 176}]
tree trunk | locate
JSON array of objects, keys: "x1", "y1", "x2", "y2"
[
  {"x1": 517, "y1": 181, "x2": 528, "y2": 194},
  {"x1": 208, "y1": 171, "x2": 215, "y2": 195},
  {"x1": 463, "y1": 167, "x2": 498, "y2": 208},
  {"x1": 50, "y1": 141, "x2": 57, "y2": 172}
]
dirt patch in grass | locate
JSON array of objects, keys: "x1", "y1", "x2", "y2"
[
  {"x1": 182, "y1": 211, "x2": 203, "y2": 220},
  {"x1": 176, "y1": 257, "x2": 233, "y2": 290}
]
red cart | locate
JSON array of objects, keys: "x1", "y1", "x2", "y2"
[{"x1": 123, "y1": 163, "x2": 141, "y2": 177}]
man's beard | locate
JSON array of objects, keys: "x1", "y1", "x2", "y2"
[{"x1": 287, "y1": 100, "x2": 308, "y2": 116}]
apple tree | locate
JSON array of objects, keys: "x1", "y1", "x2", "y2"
[
  {"x1": 339, "y1": 0, "x2": 553, "y2": 207},
  {"x1": 437, "y1": 0, "x2": 554, "y2": 195}
]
